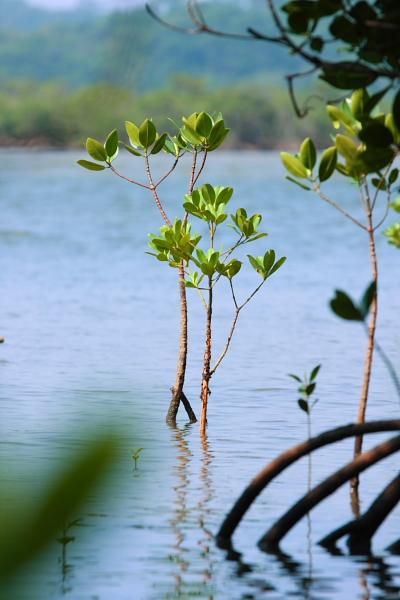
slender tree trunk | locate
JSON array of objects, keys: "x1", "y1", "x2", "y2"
[
  {"x1": 200, "y1": 278, "x2": 213, "y2": 436},
  {"x1": 353, "y1": 212, "x2": 378, "y2": 467},
  {"x1": 167, "y1": 264, "x2": 197, "y2": 424}
]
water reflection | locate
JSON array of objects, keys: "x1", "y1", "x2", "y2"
[
  {"x1": 57, "y1": 518, "x2": 81, "y2": 595},
  {"x1": 168, "y1": 425, "x2": 216, "y2": 598}
]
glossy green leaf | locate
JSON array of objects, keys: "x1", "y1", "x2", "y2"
[
  {"x1": 300, "y1": 137, "x2": 317, "y2": 170},
  {"x1": 195, "y1": 112, "x2": 213, "y2": 137},
  {"x1": 125, "y1": 121, "x2": 142, "y2": 147},
  {"x1": 281, "y1": 152, "x2": 309, "y2": 178},
  {"x1": 105, "y1": 129, "x2": 119, "y2": 159},
  {"x1": 335, "y1": 134, "x2": 358, "y2": 161},
  {"x1": 318, "y1": 146, "x2": 337, "y2": 182},
  {"x1": 150, "y1": 133, "x2": 167, "y2": 155},
  {"x1": 285, "y1": 176, "x2": 311, "y2": 190},
  {"x1": 139, "y1": 119, "x2": 157, "y2": 148},
  {"x1": 123, "y1": 143, "x2": 142, "y2": 157},
  {"x1": 77, "y1": 160, "x2": 106, "y2": 171},
  {"x1": 86, "y1": 138, "x2": 107, "y2": 162}
]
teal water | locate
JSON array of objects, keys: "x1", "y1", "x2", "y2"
[{"x1": 1, "y1": 149, "x2": 399, "y2": 599}]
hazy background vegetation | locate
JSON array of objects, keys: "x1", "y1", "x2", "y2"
[{"x1": 1, "y1": 0, "x2": 331, "y2": 148}]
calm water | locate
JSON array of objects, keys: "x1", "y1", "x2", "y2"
[{"x1": 1, "y1": 149, "x2": 399, "y2": 599}]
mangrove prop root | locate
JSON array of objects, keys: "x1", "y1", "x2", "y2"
[
  {"x1": 216, "y1": 420, "x2": 400, "y2": 549},
  {"x1": 258, "y1": 436, "x2": 400, "y2": 552},
  {"x1": 168, "y1": 388, "x2": 197, "y2": 424},
  {"x1": 320, "y1": 472, "x2": 400, "y2": 553}
]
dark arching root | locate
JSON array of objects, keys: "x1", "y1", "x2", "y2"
[{"x1": 216, "y1": 420, "x2": 400, "y2": 550}]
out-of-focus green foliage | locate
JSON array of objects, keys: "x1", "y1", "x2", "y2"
[
  {"x1": 0, "y1": 79, "x2": 331, "y2": 148},
  {"x1": 0, "y1": 432, "x2": 119, "y2": 583}
]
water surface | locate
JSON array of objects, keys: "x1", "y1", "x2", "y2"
[{"x1": 1, "y1": 150, "x2": 399, "y2": 599}]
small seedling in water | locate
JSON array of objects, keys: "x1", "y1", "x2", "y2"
[
  {"x1": 132, "y1": 448, "x2": 144, "y2": 470},
  {"x1": 289, "y1": 365, "x2": 321, "y2": 439}
]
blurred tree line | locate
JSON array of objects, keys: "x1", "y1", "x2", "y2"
[{"x1": 0, "y1": 77, "x2": 330, "y2": 149}]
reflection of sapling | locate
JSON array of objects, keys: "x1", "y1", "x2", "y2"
[{"x1": 149, "y1": 183, "x2": 286, "y2": 435}]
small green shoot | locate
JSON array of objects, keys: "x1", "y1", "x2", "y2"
[{"x1": 132, "y1": 448, "x2": 144, "y2": 470}]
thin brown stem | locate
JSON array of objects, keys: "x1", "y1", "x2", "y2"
[
  {"x1": 353, "y1": 207, "x2": 378, "y2": 468},
  {"x1": 144, "y1": 154, "x2": 172, "y2": 226},
  {"x1": 193, "y1": 150, "x2": 208, "y2": 187},
  {"x1": 155, "y1": 156, "x2": 180, "y2": 189},
  {"x1": 314, "y1": 185, "x2": 367, "y2": 230},
  {"x1": 109, "y1": 165, "x2": 150, "y2": 190},
  {"x1": 144, "y1": 154, "x2": 196, "y2": 423},
  {"x1": 210, "y1": 277, "x2": 266, "y2": 377},
  {"x1": 200, "y1": 276, "x2": 213, "y2": 436}
]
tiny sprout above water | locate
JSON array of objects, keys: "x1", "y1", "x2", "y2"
[
  {"x1": 289, "y1": 365, "x2": 321, "y2": 439},
  {"x1": 132, "y1": 448, "x2": 144, "y2": 470}
]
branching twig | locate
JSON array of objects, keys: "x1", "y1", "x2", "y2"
[
  {"x1": 109, "y1": 165, "x2": 150, "y2": 190},
  {"x1": 314, "y1": 185, "x2": 367, "y2": 230},
  {"x1": 155, "y1": 156, "x2": 180, "y2": 189}
]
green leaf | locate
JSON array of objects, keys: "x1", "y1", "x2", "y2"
[
  {"x1": 139, "y1": 119, "x2": 157, "y2": 148},
  {"x1": 320, "y1": 63, "x2": 377, "y2": 89},
  {"x1": 123, "y1": 143, "x2": 142, "y2": 157},
  {"x1": 389, "y1": 169, "x2": 399, "y2": 186},
  {"x1": 125, "y1": 121, "x2": 142, "y2": 147},
  {"x1": 289, "y1": 373, "x2": 302, "y2": 383},
  {"x1": 335, "y1": 134, "x2": 358, "y2": 161},
  {"x1": 298, "y1": 399, "x2": 309, "y2": 414},
  {"x1": 280, "y1": 152, "x2": 309, "y2": 178},
  {"x1": 208, "y1": 120, "x2": 229, "y2": 149},
  {"x1": 393, "y1": 90, "x2": 400, "y2": 133},
  {"x1": 150, "y1": 133, "x2": 167, "y2": 155},
  {"x1": 86, "y1": 138, "x2": 107, "y2": 162},
  {"x1": 359, "y1": 122, "x2": 393, "y2": 148},
  {"x1": 0, "y1": 433, "x2": 118, "y2": 577},
  {"x1": 195, "y1": 112, "x2": 213, "y2": 137},
  {"x1": 105, "y1": 129, "x2": 119, "y2": 159},
  {"x1": 305, "y1": 382, "x2": 316, "y2": 396},
  {"x1": 310, "y1": 364, "x2": 321, "y2": 381},
  {"x1": 268, "y1": 256, "x2": 287, "y2": 277},
  {"x1": 326, "y1": 105, "x2": 355, "y2": 130},
  {"x1": 285, "y1": 176, "x2": 311, "y2": 190},
  {"x1": 330, "y1": 290, "x2": 364, "y2": 321},
  {"x1": 77, "y1": 160, "x2": 106, "y2": 171},
  {"x1": 350, "y1": 89, "x2": 369, "y2": 120},
  {"x1": 300, "y1": 137, "x2": 317, "y2": 170},
  {"x1": 359, "y1": 281, "x2": 376, "y2": 319},
  {"x1": 318, "y1": 146, "x2": 337, "y2": 182}
]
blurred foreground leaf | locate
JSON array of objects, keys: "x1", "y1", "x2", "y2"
[{"x1": 0, "y1": 432, "x2": 119, "y2": 579}]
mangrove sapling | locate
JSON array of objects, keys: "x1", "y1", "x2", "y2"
[
  {"x1": 148, "y1": 183, "x2": 286, "y2": 435},
  {"x1": 289, "y1": 365, "x2": 321, "y2": 442},
  {"x1": 281, "y1": 88, "x2": 400, "y2": 464},
  {"x1": 77, "y1": 112, "x2": 229, "y2": 424}
]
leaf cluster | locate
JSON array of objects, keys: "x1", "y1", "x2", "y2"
[
  {"x1": 78, "y1": 112, "x2": 230, "y2": 171},
  {"x1": 280, "y1": 0, "x2": 400, "y2": 90},
  {"x1": 281, "y1": 89, "x2": 400, "y2": 186}
]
